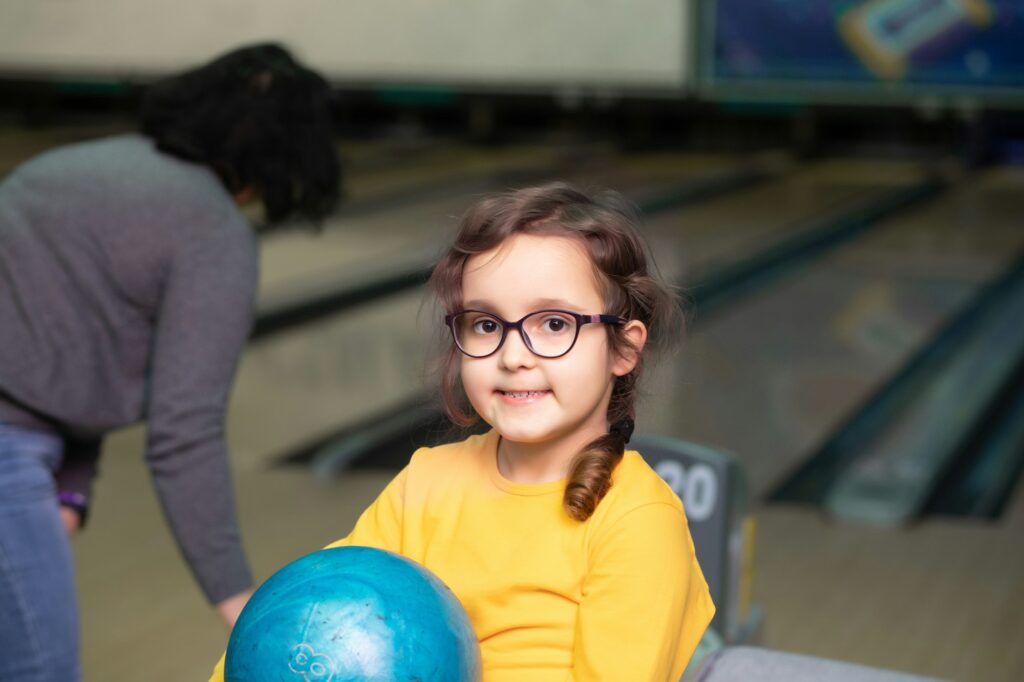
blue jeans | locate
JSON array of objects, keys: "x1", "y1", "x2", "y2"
[{"x1": 0, "y1": 424, "x2": 80, "y2": 682}]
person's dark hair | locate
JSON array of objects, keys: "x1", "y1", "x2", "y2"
[
  {"x1": 429, "y1": 183, "x2": 683, "y2": 521},
  {"x1": 140, "y1": 43, "x2": 340, "y2": 225}
]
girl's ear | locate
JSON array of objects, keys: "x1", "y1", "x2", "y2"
[{"x1": 611, "y1": 320, "x2": 648, "y2": 377}]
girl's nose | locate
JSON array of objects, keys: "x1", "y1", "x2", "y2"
[{"x1": 497, "y1": 328, "x2": 536, "y2": 370}]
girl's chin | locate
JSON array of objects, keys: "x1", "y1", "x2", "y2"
[{"x1": 491, "y1": 422, "x2": 556, "y2": 444}]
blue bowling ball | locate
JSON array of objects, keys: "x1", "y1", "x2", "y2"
[{"x1": 225, "y1": 546, "x2": 481, "y2": 682}]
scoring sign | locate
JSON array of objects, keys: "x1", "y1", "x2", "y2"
[{"x1": 654, "y1": 460, "x2": 718, "y2": 523}]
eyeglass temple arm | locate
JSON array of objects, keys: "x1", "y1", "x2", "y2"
[{"x1": 586, "y1": 314, "x2": 626, "y2": 325}]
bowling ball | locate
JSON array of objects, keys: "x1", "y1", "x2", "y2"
[{"x1": 225, "y1": 546, "x2": 481, "y2": 682}]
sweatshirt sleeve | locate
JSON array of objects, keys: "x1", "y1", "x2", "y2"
[
  {"x1": 569, "y1": 502, "x2": 715, "y2": 681},
  {"x1": 144, "y1": 214, "x2": 257, "y2": 605}
]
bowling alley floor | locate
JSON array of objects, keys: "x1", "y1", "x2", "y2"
[{"x1": 77, "y1": 427, "x2": 1024, "y2": 682}]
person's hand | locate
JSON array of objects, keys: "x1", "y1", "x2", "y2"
[
  {"x1": 216, "y1": 589, "x2": 254, "y2": 631},
  {"x1": 59, "y1": 506, "x2": 82, "y2": 537}
]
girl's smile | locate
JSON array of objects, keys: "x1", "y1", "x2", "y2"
[{"x1": 496, "y1": 389, "x2": 552, "y2": 404}]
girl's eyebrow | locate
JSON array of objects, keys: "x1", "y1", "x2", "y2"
[
  {"x1": 462, "y1": 297, "x2": 580, "y2": 311},
  {"x1": 530, "y1": 297, "x2": 581, "y2": 310}
]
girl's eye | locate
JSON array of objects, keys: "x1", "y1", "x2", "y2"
[
  {"x1": 541, "y1": 316, "x2": 570, "y2": 333},
  {"x1": 473, "y1": 318, "x2": 499, "y2": 334}
]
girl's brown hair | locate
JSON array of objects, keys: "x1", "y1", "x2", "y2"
[{"x1": 429, "y1": 183, "x2": 682, "y2": 521}]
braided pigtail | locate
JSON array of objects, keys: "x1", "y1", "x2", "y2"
[{"x1": 564, "y1": 417, "x2": 635, "y2": 521}]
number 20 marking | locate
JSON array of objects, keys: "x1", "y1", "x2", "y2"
[{"x1": 654, "y1": 461, "x2": 718, "y2": 523}]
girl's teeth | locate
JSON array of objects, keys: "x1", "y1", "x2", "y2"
[{"x1": 506, "y1": 391, "x2": 543, "y2": 398}]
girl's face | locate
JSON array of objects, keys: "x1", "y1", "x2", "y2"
[{"x1": 459, "y1": 233, "x2": 641, "y2": 451}]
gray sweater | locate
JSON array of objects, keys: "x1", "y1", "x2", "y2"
[{"x1": 0, "y1": 134, "x2": 255, "y2": 604}]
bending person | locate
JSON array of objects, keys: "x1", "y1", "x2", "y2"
[{"x1": 0, "y1": 43, "x2": 340, "y2": 682}]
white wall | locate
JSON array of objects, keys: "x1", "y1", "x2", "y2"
[{"x1": 0, "y1": 0, "x2": 694, "y2": 92}]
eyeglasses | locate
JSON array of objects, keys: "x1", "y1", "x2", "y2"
[{"x1": 445, "y1": 309, "x2": 626, "y2": 359}]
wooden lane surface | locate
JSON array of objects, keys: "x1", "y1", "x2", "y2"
[
  {"x1": 640, "y1": 165, "x2": 1024, "y2": 497},
  {"x1": 255, "y1": 149, "x2": 751, "y2": 300},
  {"x1": 641, "y1": 157, "x2": 935, "y2": 284},
  {"x1": 233, "y1": 150, "x2": 758, "y2": 471},
  {"x1": 231, "y1": 158, "x2": 928, "y2": 472}
]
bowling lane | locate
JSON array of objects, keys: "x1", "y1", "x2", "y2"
[
  {"x1": 256, "y1": 148, "x2": 762, "y2": 304},
  {"x1": 229, "y1": 157, "x2": 932, "y2": 471},
  {"x1": 641, "y1": 166, "x2": 1024, "y2": 497},
  {"x1": 641, "y1": 157, "x2": 938, "y2": 284},
  {"x1": 636, "y1": 166, "x2": 1024, "y2": 681},
  {"x1": 257, "y1": 142, "x2": 576, "y2": 301},
  {"x1": 230, "y1": 287, "x2": 429, "y2": 469},
  {"x1": 233, "y1": 150, "x2": 763, "y2": 470},
  {"x1": 331, "y1": 140, "x2": 582, "y2": 212}
]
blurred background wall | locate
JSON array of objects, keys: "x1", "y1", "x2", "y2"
[{"x1": 0, "y1": 0, "x2": 691, "y2": 89}]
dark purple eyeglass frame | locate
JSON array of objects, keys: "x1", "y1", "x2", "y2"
[{"x1": 444, "y1": 308, "x2": 627, "y2": 359}]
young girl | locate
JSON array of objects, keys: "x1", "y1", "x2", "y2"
[{"x1": 210, "y1": 183, "x2": 714, "y2": 681}]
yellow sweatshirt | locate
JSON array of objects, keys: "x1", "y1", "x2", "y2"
[{"x1": 210, "y1": 430, "x2": 714, "y2": 681}]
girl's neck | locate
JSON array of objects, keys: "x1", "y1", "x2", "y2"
[{"x1": 496, "y1": 428, "x2": 605, "y2": 484}]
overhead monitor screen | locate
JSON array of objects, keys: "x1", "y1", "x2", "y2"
[{"x1": 703, "y1": 0, "x2": 1024, "y2": 104}]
